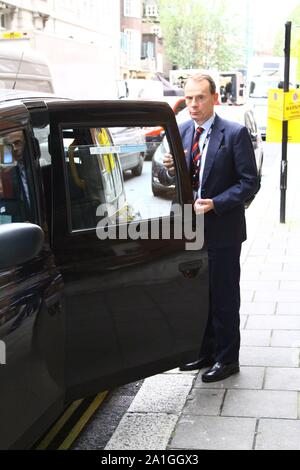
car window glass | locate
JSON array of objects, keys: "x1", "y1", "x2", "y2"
[
  {"x1": 62, "y1": 126, "x2": 176, "y2": 232},
  {"x1": 0, "y1": 130, "x2": 34, "y2": 224},
  {"x1": 34, "y1": 126, "x2": 51, "y2": 167}
]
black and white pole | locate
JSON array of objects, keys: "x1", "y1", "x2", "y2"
[{"x1": 280, "y1": 21, "x2": 291, "y2": 224}]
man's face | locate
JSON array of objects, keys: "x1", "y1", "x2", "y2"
[
  {"x1": 185, "y1": 79, "x2": 218, "y2": 125},
  {"x1": 5, "y1": 131, "x2": 24, "y2": 162}
]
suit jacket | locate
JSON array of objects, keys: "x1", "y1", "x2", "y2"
[{"x1": 159, "y1": 114, "x2": 259, "y2": 247}]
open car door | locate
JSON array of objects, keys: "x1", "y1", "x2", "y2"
[{"x1": 47, "y1": 100, "x2": 209, "y2": 401}]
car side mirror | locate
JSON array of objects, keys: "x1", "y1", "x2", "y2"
[{"x1": 0, "y1": 223, "x2": 44, "y2": 269}]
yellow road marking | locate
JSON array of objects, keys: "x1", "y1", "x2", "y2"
[
  {"x1": 58, "y1": 391, "x2": 109, "y2": 450},
  {"x1": 36, "y1": 399, "x2": 84, "y2": 450}
]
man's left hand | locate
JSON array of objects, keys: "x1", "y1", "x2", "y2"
[{"x1": 194, "y1": 199, "x2": 215, "y2": 214}]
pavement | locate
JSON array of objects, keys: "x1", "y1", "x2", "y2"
[{"x1": 103, "y1": 142, "x2": 300, "y2": 451}]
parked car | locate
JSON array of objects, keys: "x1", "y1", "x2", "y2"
[
  {"x1": 0, "y1": 90, "x2": 209, "y2": 449},
  {"x1": 152, "y1": 104, "x2": 263, "y2": 199},
  {"x1": 109, "y1": 126, "x2": 146, "y2": 176}
]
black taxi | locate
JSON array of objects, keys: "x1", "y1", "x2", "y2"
[{"x1": 0, "y1": 90, "x2": 208, "y2": 449}]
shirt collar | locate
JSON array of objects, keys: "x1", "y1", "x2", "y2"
[{"x1": 193, "y1": 113, "x2": 215, "y2": 133}]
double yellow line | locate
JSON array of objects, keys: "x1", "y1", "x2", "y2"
[{"x1": 36, "y1": 391, "x2": 109, "y2": 450}]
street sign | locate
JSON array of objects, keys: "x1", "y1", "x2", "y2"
[
  {"x1": 267, "y1": 116, "x2": 300, "y2": 142},
  {"x1": 267, "y1": 88, "x2": 300, "y2": 142},
  {"x1": 284, "y1": 90, "x2": 300, "y2": 120},
  {"x1": 268, "y1": 89, "x2": 285, "y2": 121},
  {"x1": 268, "y1": 88, "x2": 300, "y2": 121}
]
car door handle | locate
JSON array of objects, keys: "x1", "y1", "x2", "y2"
[{"x1": 179, "y1": 260, "x2": 203, "y2": 279}]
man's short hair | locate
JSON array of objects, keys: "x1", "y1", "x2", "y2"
[{"x1": 185, "y1": 74, "x2": 217, "y2": 95}]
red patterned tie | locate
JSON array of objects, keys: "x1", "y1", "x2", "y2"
[{"x1": 191, "y1": 126, "x2": 204, "y2": 192}]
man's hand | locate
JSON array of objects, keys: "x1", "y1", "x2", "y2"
[
  {"x1": 194, "y1": 198, "x2": 215, "y2": 214},
  {"x1": 163, "y1": 153, "x2": 175, "y2": 176}
]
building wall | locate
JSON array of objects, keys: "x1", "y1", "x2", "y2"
[
  {"x1": 0, "y1": 1, "x2": 120, "y2": 45},
  {"x1": 0, "y1": 0, "x2": 121, "y2": 98}
]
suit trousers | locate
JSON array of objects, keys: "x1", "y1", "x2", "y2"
[{"x1": 200, "y1": 244, "x2": 242, "y2": 364}]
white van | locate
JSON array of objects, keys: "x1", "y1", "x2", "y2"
[{"x1": 0, "y1": 47, "x2": 54, "y2": 93}]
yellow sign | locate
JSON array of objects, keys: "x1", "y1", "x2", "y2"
[
  {"x1": 284, "y1": 90, "x2": 300, "y2": 120},
  {"x1": 268, "y1": 89, "x2": 285, "y2": 121},
  {"x1": 267, "y1": 89, "x2": 300, "y2": 142},
  {"x1": 267, "y1": 117, "x2": 300, "y2": 143},
  {"x1": 268, "y1": 89, "x2": 300, "y2": 121}
]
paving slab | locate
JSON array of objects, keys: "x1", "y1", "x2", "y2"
[
  {"x1": 240, "y1": 271, "x2": 261, "y2": 281},
  {"x1": 240, "y1": 346, "x2": 299, "y2": 367},
  {"x1": 241, "y1": 330, "x2": 271, "y2": 347},
  {"x1": 240, "y1": 302, "x2": 276, "y2": 315},
  {"x1": 194, "y1": 367, "x2": 265, "y2": 390},
  {"x1": 170, "y1": 416, "x2": 256, "y2": 450},
  {"x1": 260, "y1": 271, "x2": 300, "y2": 281},
  {"x1": 128, "y1": 374, "x2": 194, "y2": 414},
  {"x1": 182, "y1": 389, "x2": 225, "y2": 416},
  {"x1": 222, "y1": 390, "x2": 298, "y2": 419},
  {"x1": 105, "y1": 413, "x2": 178, "y2": 450},
  {"x1": 255, "y1": 291, "x2": 300, "y2": 302},
  {"x1": 240, "y1": 315, "x2": 248, "y2": 329},
  {"x1": 276, "y1": 302, "x2": 300, "y2": 315},
  {"x1": 280, "y1": 282, "x2": 300, "y2": 292},
  {"x1": 246, "y1": 315, "x2": 300, "y2": 330},
  {"x1": 241, "y1": 290, "x2": 254, "y2": 302},
  {"x1": 264, "y1": 367, "x2": 300, "y2": 391},
  {"x1": 241, "y1": 281, "x2": 279, "y2": 291},
  {"x1": 271, "y1": 330, "x2": 300, "y2": 347},
  {"x1": 283, "y1": 264, "x2": 300, "y2": 272},
  {"x1": 255, "y1": 419, "x2": 300, "y2": 450}
]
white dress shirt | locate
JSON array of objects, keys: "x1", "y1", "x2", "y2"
[{"x1": 193, "y1": 113, "x2": 215, "y2": 199}]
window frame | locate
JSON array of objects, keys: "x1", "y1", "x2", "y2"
[{"x1": 0, "y1": 127, "x2": 38, "y2": 226}]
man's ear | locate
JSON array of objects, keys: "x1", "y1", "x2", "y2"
[{"x1": 214, "y1": 93, "x2": 219, "y2": 105}]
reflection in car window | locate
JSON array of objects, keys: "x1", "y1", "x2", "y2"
[
  {"x1": 59, "y1": 125, "x2": 176, "y2": 232},
  {"x1": 0, "y1": 130, "x2": 34, "y2": 224},
  {"x1": 63, "y1": 127, "x2": 127, "y2": 231},
  {"x1": 34, "y1": 126, "x2": 51, "y2": 167}
]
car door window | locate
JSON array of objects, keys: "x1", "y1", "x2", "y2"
[
  {"x1": 0, "y1": 130, "x2": 34, "y2": 224},
  {"x1": 62, "y1": 125, "x2": 175, "y2": 232}
]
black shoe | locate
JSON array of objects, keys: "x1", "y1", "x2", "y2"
[
  {"x1": 201, "y1": 361, "x2": 240, "y2": 383},
  {"x1": 179, "y1": 357, "x2": 214, "y2": 371}
]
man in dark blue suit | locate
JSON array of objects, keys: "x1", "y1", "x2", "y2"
[{"x1": 160, "y1": 74, "x2": 258, "y2": 382}]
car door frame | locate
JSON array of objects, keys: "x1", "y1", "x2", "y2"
[
  {"x1": 46, "y1": 100, "x2": 209, "y2": 401},
  {"x1": 0, "y1": 102, "x2": 65, "y2": 450}
]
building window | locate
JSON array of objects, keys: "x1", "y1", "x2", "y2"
[
  {"x1": 142, "y1": 41, "x2": 154, "y2": 59},
  {"x1": 124, "y1": 28, "x2": 141, "y2": 66},
  {"x1": 151, "y1": 26, "x2": 161, "y2": 36},
  {"x1": 145, "y1": 4, "x2": 159, "y2": 17},
  {"x1": 124, "y1": 0, "x2": 141, "y2": 18},
  {"x1": 0, "y1": 14, "x2": 5, "y2": 30}
]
